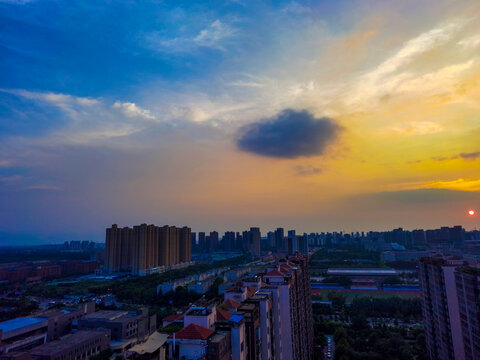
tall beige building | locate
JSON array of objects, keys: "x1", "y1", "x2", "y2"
[
  {"x1": 131, "y1": 224, "x2": 159, "y2": 274},
  {"x1": 105, "y1": 224, "x2": 133, "y2": 272},
  {"x1": 105, "y1": 223, "x2": 191, "y2": 274},
  {"x1": 179, "y1": 227, "x2": 191, "y2": 263}
]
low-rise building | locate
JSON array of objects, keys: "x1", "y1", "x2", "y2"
[
  {"x1": 237, "y1": 303, "x2": 260, "y2": 360},
  {"x1": 29, "y1": 329, "x2": 110, "y2": 360},
  {"x1": 0, "y1": 318, "x2": 48, "y2": 354},
  {"x1": 78, "y1": 309, "x2": 156, "y2": 341},
  {"x1": 206, "y1": 332, "x2": 231, "y2": 360},
  {"x1": 37, "y1": 303, "x2": 94, "y2": 341},
  {"x1": 170, "y1": 323, "x2": 215, "y2": 360},
  {"x1": 184, "y1": 307, "x2": 216, "y2": 330}
]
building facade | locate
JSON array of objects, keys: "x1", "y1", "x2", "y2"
[
  {"x1": 105, "y1": 223, "x2": 192, "y2": 274},
  {"x1": 455, "y1": 266, "x2": 480, "y2": 360},
  {"x1": 418, "y1": 255, "x2": 465, "y2": 360}
]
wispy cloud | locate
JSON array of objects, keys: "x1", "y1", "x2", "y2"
[
  {"x1": 1, "y1": 89, "x2": 162, "y2": 145},
  {"x1": 387, "y1": 178, "x2": 480, "y2": 192},
  {"x1": 294, "y1": 165, "x2": 322, "y2": 176},
  {"x1": 0, "y1": 88, "x2": 100, "y2": 120},
  {"x1": 112, "y1": 101, "x2": 155, "y2": 120},
  {"x1": 427, "y1": 178, "x2": 480, "y2": 192},
  {"x1": 432, "y1": 151, "x2": 480, "y2": 161},
  {"x1": 369, "y1": 21, "x2": 464, "y2": 80},
  {"x1": 346, "y1": 20, "x2": 471, "y2": 107},
  {"x1": 24, "y1": 184, "x2": 62, "y2": 191},
  {"x1": 458, "y1": 34, "x2": 480, "y2": 49},
  {"x1": 282, "y1": 2, "x2": 311, "y2": 15},
  {"x1": 0, "y1": 175, "x2": 22, "y2": 182},
  {"x1": 388, "y1": 121, "x2": 444, "y2": 135},
  {"x1": 148, "y1": 20, "x2": 237, "y2": 53}
]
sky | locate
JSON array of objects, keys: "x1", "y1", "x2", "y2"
[{"x1": 1, "y1": 0, "x2": 480, "y2": 244}]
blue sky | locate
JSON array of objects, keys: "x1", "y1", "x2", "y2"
[{"x1": 1, "y1": 0, "x2": 480, "y2": 244}]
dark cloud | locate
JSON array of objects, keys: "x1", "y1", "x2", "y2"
[
  {"x1": 457, "y1": 151, "x2": 480, "y2": 160},
  {"x1": 432, "y1": 151, "x2": 480, "y2": 162},
  {"x1": 294, "y1": 165, "x2": 322, "y2": 176},
  {"x1": 236, "y1": 109, "x2": 342, "y2": 158}
]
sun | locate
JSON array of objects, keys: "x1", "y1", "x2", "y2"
[{"x1": 469, "y1": 210, "x2": 476, "y2": 216}]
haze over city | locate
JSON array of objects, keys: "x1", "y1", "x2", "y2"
[{"x1": 1, "y1": 0, "x2": 480, "y2": 244}]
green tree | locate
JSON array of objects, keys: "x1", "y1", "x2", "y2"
[{"x1": 327, "y1": 291, "x2": 346, "y2": 309}]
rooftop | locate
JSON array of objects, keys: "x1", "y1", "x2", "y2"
[
  {"x1": 228, "y1": 314, "x2": 244, "y2": 324},
  {"x1": 129, "y1": 332, "x2": 168, "y2": 354},
  {"x1": 29, "y1": 330, "x2": 109, "y2": 356},
  {"x1": 0, "y1": 318, "x2": 47, "y2": 333},
  {"x1": 162, "y1": 313, "x2": 184, "y2": 322},
  {"x1": 327, "y1": 268, "x2": 398, "y2": 275},
  {"x1": 82, "y1": 310, "x2": 136, "y2": 322},
  {"x1": 216, "y1": 308, "x2": 233, "y2": 321},
  {"x1": 186, "y1": 306, "x2": 212, "y2": 316},
  {"x1": 175, "y1": 323, "x2": 214, "y2": 340},
  {"x1": 245, "y1": 286, "x2": 257, "y2": 297},
  {"x1": 223, "y1": 298, "x2": 240, "y2": 309},
  {"x1": 209, "y1": 332, "x2": 227, "y2": 344},
  {"x1": 38, "y1": 308, "x2": 79, "y2": 318},
  {"x1": 265, "y1": 269, "x2": 284, "y2": 276}
]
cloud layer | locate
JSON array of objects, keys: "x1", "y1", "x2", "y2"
[{"x1": 236, "y1": 109, "x2": 342, "y2": 158}]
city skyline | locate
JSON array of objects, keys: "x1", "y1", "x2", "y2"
[{"x1": 1, "y1": 0, "x2": 480, "y2": 244}]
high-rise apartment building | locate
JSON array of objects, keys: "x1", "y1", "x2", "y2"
[
  {"x1": 287, "y1": 230, "x2": 296, "y2": 255},
  {"x1": 105, "y1": 224, "x2": 191, "y2": 275},
  {"x1": 266, "y1": 232, "x2": 275, "y2": 249},
  {"x1": 455, "y1": 266, "x2": 480, "y2": 360},
  {"x1": 180, "y1": 227, "x2": 192, "y2": 263},
  {"x1": 274, "y1": 228, "x2": 285, "y2": 251},
  {"x1": 105, "y1": 225, "x2": 133, "y2": 272},
  {"x1": 248, "y1": 228, "x2": 261, "y2": 257},
  {"x1": 297, "y1": 235, "x2": 308, "y2": 255},
  {"x1": 209, "y1": 231, "x2": 219, "y2": 252},
  {"x1": 132, "y1": 224, "x2": 159, "y2": 273},
  {"x1": 223, "y1": 231, "x2": 236, "y2": 252},
  {"x1": 191, "y1": 232, "x2": 197, "y2": 253},
  {"x1": 263, "y1": 254, "x2": 314, "y2": 360},
  {"x1": 199, "y1": 232, "x2": 206, "y2": 252},
  {"x1": 418, "y1": 255, "x2": 465, "y2": 360}
]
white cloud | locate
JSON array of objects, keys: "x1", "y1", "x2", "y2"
[
  {"x1": 458, "y1": 34, "x2": 480, "y2": 49},
  {"x1": 6, "y1": 89, "x2": 99, "y2": 107},
  {"x1": 282, "y1": 2, "x2": 311, "y2": 15},
  {"x1": 149, "y1": 20, "x2": 237, "y2": 53},
  {"x1": 0, "y1": 175, "x2": 22, "y2": 182},
  {"x1": 112, "y1": 101, "x2": 155, "y2": 120},
  {"x1": 345, "y1": 20, "x2": 472, "y2": 108},
  {"x1": 193, "y1": 20, "x2": 236, "y2": 49},
  {"x1": 388, "y1": 121, "x2": 444, "y2": 135},
  {"x1": 230, "y1": 80, "x2": 266, "y2": 88},
  {"x1": 367, "y1": 21, "x2": 465, "y2": 81},
  {"x1": 0, "y1": 89, "x2": 100, "y2": 120},
  {"x1": 289, "y1": 81, "x2": 316, "y2": 96},
  {"x1": 1, "y1": 89, "x2": 161, "y2": 146}
]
